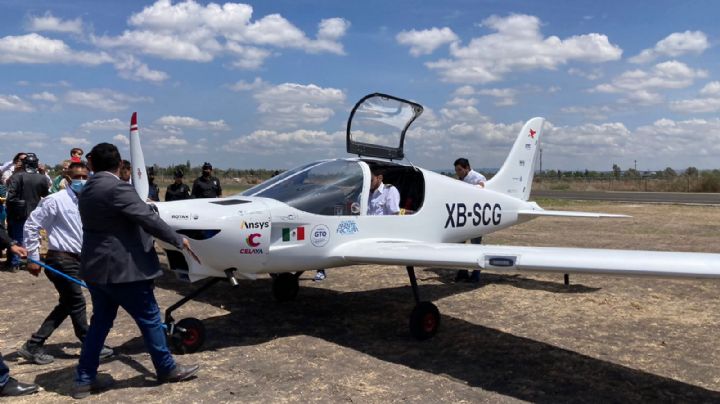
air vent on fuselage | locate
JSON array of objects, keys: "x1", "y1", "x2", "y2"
[
  {"x1": 176, "y1": 229, "x2": 221, "y2": 240},
  {"x1": 210, "y1": 199, "x2": 251, "y2": 205}
]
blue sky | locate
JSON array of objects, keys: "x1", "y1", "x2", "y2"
[{"x1": 0, "y1": 0, "x2": 718, "y2": 171}]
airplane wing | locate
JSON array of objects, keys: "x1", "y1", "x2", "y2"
[{"x1": 333, "y1": 241, "x2": 720, "y2": 278}]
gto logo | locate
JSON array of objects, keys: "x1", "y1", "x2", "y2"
[
  {"x1": 241, "y1": 221, "x2": 269, "y2": 230},
  {"x1": 444, "y1": 203, "x2": 502, "y2": 228}
]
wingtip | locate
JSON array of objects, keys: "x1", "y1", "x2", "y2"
[{"x1": 131, "y1": 112, "x2": 137, "y2": 126}]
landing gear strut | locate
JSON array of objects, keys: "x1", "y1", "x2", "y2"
[
  {"x1": 164, "y1": 269, "x2": 239, "y2": 354},
  {"x1": 406, "y1": 266, "x2": 440, "y2": 340},
  {"x1": 272, "y1": 272, "x2": 304, "y2": 302}
]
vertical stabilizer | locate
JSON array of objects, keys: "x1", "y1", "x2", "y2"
[
  {"x1": 485, "y1": 117, "x2": 544, "y2": 200},
  {"x1": 129, "y1": 112, "x2": 149, "y2": 200}
]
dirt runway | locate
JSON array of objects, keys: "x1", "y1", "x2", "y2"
[{"x1": 2, "y1": 200, "x2": 720, "y2": 403}]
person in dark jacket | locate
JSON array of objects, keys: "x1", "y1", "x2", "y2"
[
  {"x1": 0, "y1": 227, "x2": 39, "y2": 396},
  {"x1": 147, "y1": 167, "x2": 160, "y2": 202},
  {"x1": 6, "y1": 153, "x2": 49, "y2": 271},
  {"x1": 191, "y1": 162, "x2": 222, "y2": 198},
  {"x1": 73, "y1": 143, "x2": 200, "y2": 399},
  {"x1": 165, "y1": 169, "x2": 190, "y2": 201}
]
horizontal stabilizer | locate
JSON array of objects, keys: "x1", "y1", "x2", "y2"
[{"x1": 334, "y1": 241, "x2": 720, "y2": 279}]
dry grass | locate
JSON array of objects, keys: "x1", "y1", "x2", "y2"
[{"x1": 1, "y1": 200, "x2": 720, "y2": 402}]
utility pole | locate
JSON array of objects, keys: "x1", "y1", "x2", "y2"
[{"x1": 634, "y1": 160, "x2": 637, "y2": 171}]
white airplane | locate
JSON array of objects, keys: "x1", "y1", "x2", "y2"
[{"x1": 129, "y1": 93, "x2": 720, "y2": 353}]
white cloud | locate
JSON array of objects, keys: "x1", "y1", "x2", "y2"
[
  {"x1": 65, "y1": 89, "x2": 152, "y2": 112},
  {"x1": 0, "y1": 131, "x2": 47, "y2": 141},
  {"x1": 560, "y1": 105, "x2": 613, "y2": 120},
  {"x1": 154, "y1": 135, "x2": 189, "y2": 146},
  {"x1": 26, "y1": 12, "x2": 83, "y2": 34},
  {"x1": 630, "y1": 31, "x2": 709, "y2": 64},
  {"x1": 568, "y1": 67, "x2": 603, "y2": 80},
  {"x1": 0, "y1": 94, "x2": 34, "y2": 112},
  {"x1": 396, "y1": 27, "x2": 459, "y2": 56},
  {"x1": 113, "y1": 134, "x2": 130, "y2": 145},
  {"x1": 60, "y1": 136, "x2": 90, "y2": 146},
  {"x1": 155, "y1": 115, "x2": 230, "y2": 130},
  {"x1": 593, "y1": 60, "x2": 707, "y2": 104},
  {"x1": 253, "y1": 83, "x2": 345, "y2": 127},
  {"x1": 670, "y1": 81, "x2": 720, "y2": 113},
  {"x1": 421, "y1": 14, "x2": 621, "y2": 84},
  {"x1": 227, "y1": 77, "x2": 266, "y2": 91},
  {"x1": 92, "y1": 0, "x2": 349, "y2": 68},
  {"x1": 29, "y1": 91, "x2": 57, "y2": 102},
  {"x1": 453, "y1": 85, "x2": 475, "y2": 96},
  {"x1": 80, "y1": 118, "x2": 126, "y2": 131},
  {"x1": 114, "y1": 54, "x2": 169, "y2": 82},
  {"x1": 0, "y1": 33, "x2": 112, "y2": 65},
  {"x1": 225, "y1": 129, "x2": 343, "y2": 154},
  {"x1": 477, "y1": 88, "x2": 517, "y2": 106}
]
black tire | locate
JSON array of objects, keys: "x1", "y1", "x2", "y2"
[
  {"x1": 170, "y1": 317, "x2": 205, "y2": 354},
  {"x1": 409, "y1": 302, "x2": 440, "y2": 340},
  {"x1": 272, "y1": 272, "x2": 299, "y2": 302}
]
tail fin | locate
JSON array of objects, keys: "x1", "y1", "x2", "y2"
[
  {"x1": 129, "y1": 112, "x2": 149, "y2": 200},
  {"x1": 485, "y1": 117, "x2": 544, "y2": 201}
]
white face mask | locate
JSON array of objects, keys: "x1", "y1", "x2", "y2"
[{"x1": 70, "y1": 179, "x2": 87, "y2": 193}]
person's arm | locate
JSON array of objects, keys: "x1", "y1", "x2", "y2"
[
  {"x1": 0, "y1": 224, "x2": 27, "y2": 259},
  {"x1": 191, "y1": 179, "x2": 199, "y2": 198},
  {"x1": 216, "y1": 178, "x2": 222, "y2": 197},
  {"x1": 386, "y1": 186, "x2": 401, "y2": 215},
  {"x1": 6, "y1": 174, "x2": 18, "y2": 202},
  {"x1": 23, "y1": 197, "x2": 57, "y2": 262}
]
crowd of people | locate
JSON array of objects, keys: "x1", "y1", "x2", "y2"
[{"x1": 0, "y1": 146, "x2": 224, "y2": 398}]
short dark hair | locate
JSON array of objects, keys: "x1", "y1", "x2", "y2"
[
  {"x1": 68, "y1": 161, "x2": 88, "y2": 171},
  {"x1": 88, "y1": 143, "x2": 121, "y2": 172},
  {"x1": 70, "y1": 147, "x2": 84, "y2": 156},
  {"x1": 454, "y1": 158, "x2": 470, "y2": 169},
  {"x1": 371, "y1": 167, "x2": 386, "y2": 177},
  {"x1": 202, "y1": 162, "x2": 213, "y2": 170},
  {"x1": 121, "y1": 160, "x2": 131, "y2": 170}
]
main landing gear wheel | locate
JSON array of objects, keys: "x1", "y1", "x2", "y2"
[
  {"x1": 272, "y1": 272, "x2": 299, "y2": 302},
  {"x1": 409, "y1": 301, "x2": 440, "y2": 340},
  {"x1": 170, "y1": 317, "x2": 206, "y2": 354}
]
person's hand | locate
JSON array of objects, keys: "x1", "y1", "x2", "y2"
[
  {"x1": 182, "y1": 238, "x2": 201, "y2": 264},
  {"x1": 27, "y1": 262, "x2": 41, "y2": 277},
  {"x1": 10, "y1": 245, "x2": 27, "y2": 258}
]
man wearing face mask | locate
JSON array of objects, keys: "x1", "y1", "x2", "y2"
[
  {"x1": 191, "y1": 162, "x2": 222, "y2": 198},
  {"x1": 20, "y1": 162, "x2": 114, "y2": 365}
]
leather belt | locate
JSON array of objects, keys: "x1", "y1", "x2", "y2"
[{"x1": 46, "y1": 250, "x2": 80, "y2": 260}]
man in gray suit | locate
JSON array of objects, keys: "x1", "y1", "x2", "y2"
[{"x1": 73, "y1": 143, "x2": 200, "y2": 399}]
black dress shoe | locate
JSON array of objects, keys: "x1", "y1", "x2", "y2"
[
  {"x1": 158, "y1": 363, "x2": 200, "y2": 383},
  {"x1": 0, "y1": 377, "x2": 39, "y2": 396},
  {"x1": 454, "y1": 270, "x2": 470, "y2": 282},
  {"x1": 71, "y1": 376, "x2": 114, "y2": 400}
]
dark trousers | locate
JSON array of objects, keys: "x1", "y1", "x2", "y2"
[
  {"x1": 7, "y1": 218, "x2": 25, "y2": 267},
  {"x1": 27, "y1": 254, "x2": 88, "y2": 349},
  {"x1": 76, "y1": 280, "x2": 175, "y2": 385},
  {"x1": 0, "y1": 352, "x2": 8, "y2": 387}
]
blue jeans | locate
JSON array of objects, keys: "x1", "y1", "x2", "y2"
[
  {"x1": 7, "y1": 218, "x2": 25, "y2": 267},
  {"x1": 0, "y1": 351, "x2": 9, "y2": 387},
  {"x1": 75, "y1": 280, "x2": 175, "y2": 385}
]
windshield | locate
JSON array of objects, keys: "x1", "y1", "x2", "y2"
[{"x1": 241, "y1": 160, "x2": 365, "y2": 216}]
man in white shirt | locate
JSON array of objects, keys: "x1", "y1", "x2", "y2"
[
  {"x1": 19, "y1": 162, "x2": 113, "y2": 365},
  {"x1": 367, "y1": 168, "x2": 401, "y2": 216},
  {"x1": 453, "y1": 158, "x2": 486, "y2": 283}
]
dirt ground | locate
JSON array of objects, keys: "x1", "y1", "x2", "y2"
[{"x1": 2, "y1": 200, "x2": 720, "y2": 403}]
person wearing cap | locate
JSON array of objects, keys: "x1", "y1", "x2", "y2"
[
  {"x1": 5, "y1": 153, "x2": 49, "y2": 271},
  {"x1": 147, "y1": 167, "x2": 160, "y2": 202},
  {"x1": 191, "y1": 162, "x2": 222, "y2": 198},
  {"x1": 165, "y1": 169, "x2": 190, "y2": 201}
]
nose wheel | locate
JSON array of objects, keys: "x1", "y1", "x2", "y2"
[{"x1": 169, "y1": 317, "x2": 206, "y2": 354}]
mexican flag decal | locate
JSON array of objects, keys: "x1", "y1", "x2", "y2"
[{"x1": 282, "y1": 227, "x2": 305, "y2": 242}]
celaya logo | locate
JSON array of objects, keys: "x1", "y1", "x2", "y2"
[
  {"x1": 241, "y1": 221, "x2": 269, "y2": 230},
  {"x1": 246, "y1": 233, "x2": 261, "y2": 247}
]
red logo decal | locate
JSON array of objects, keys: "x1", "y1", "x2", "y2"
[
  {"x1": 529, "y1": 129, "x2": 536, "y2": 138},
  {"x1": 246, "y1": 233, "x2": 261, "y2": 247},
  {"x1": 137, "y1": 168, "x2": 142, "y2": 179}
]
